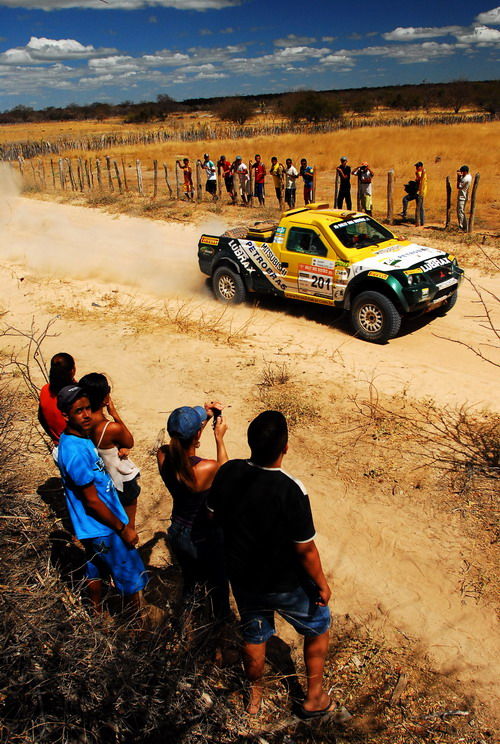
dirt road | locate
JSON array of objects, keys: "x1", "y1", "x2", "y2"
[{"x1": 1, "y1": 194, "x2": 499, "y2": 715}]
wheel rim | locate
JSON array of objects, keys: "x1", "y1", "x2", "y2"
[
  {"x1": 358, "y1": 303, "x2": 384, "y2": 333},
  {"x1": 218, "y1": 274, "x2": 237, "y2": 300}
]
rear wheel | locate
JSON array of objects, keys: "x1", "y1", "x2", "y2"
[
  {"x1": 213, "y1": 266, "x2": 246, "y2": 304},
  {"x1": 351, "y1": 291, "x2": 401, "y2": 342}
]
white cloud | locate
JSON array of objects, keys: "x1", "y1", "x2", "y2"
[
  {"x1": 0, "y1": 36, "x2": 116, "y2": 65},
  {"x1": 274, "y1": 34, "x2": 317, "y2": 47},
  {"x1": 383, "y1": 25, "x2": 462, "y2": 41},
  {"x1": 340, "y1": 41, "x2": 456, "y2": 63},
  {"x1": 0, "y1": 0, "x2": 239, "y2": 9},
  {"x1": 455, "y1": 24, "x2": 500, "y2": 44},
  {"x1": 475, "y1": 6, "x2": 500, "y2": 24}
]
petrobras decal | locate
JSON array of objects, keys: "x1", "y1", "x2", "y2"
[
  {"x1": 374, "y1": 243, "x2": 447, "y2": 269},
  {"x1": 228, "y1": 239, "x2": 288, "y2": 291}
]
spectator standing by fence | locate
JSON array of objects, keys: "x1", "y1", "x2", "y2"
[
  {"x1": 251, "y1": 154, "x2": 266, "y2": 206},
  {"x1": 199, "y1": 153, "x2": 217, "y2": 201},
  {"x1": 336, "y1": 157, "x2": 352, "y2": 210},
  {"x1": 414, "y1": 161, "x2": 427, "y2": 226},
  {"x1": 457, "y1": 165, "x2": 472, "y2": 231},
  {"x1": 284, "y1": 158, "x2": 298, "y2": 209},
  {"x1": 217, "y1": 155, "x2": 236, "y2": 204},
  {"x1": 234, "y1": 156, "x2": 249, "y2": 205},
  {"x1": 176, "y1": 158, "x2": 194, "y2": 201},
  {"x1": 270, "y1": 156, "x2": 284, "y2": 208},
  {"x1": 353, "y1": 162, "x2": 374, "y2": 215},
  {"x1": 300, "y1": 159, "x2": 314, "y2": 205}
]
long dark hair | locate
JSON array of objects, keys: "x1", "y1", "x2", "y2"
[
  {"x1": 78, "y1": 373, "x2": 111, "y2": 413},
  {"x1": 48, "y1": 353, "x2": 75, "y2": 396},
  {"x1": 164, "y1": 435, "x2": 196, "y2": 488}
]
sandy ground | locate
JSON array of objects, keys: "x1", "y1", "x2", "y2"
[{"x1": 1, "y1": 181, "x2": 499, "y2": 719}]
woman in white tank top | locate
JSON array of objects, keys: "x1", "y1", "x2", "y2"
[{"x1": 79, "y1": 373, "x2": 141, "y2": 530}]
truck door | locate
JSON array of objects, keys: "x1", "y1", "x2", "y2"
[{"x1": 279, "y1": 225, "x2": 335, "y2": 304}]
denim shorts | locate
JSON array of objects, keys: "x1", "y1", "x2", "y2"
[
  {"x1": 233, "y1": 583, "x2": 331, "y2": 644},
  {"x1": 83, "y1": 531, "x2": 148, "y2": 596}
]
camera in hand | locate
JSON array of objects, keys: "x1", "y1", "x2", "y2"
[{"x1": 212, "y1": 407, "x2": 222, "y2": 428}]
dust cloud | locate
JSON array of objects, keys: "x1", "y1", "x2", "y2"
[{"x1": 0, "y1": 164, "x2": 227, "y2": 298}]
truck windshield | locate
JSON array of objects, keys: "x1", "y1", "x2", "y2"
[{"x1": 330, "y1": 216, "x2": 394, "y2": 249}]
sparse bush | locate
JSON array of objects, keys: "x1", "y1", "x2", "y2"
[
  {"x1": 217, "y1": 98, "x2": 253, "y2": 125},
  {"x1": 281, "y1": 90, "x2": 343, "y2": 123}
]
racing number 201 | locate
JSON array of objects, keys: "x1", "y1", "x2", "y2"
[{"x1": 311, "y1": 275, "x2": 331, "y2": 290}]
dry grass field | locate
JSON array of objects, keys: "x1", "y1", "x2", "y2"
[{"x1": 5, "y1": 116, "x2": 499, "y2": 231}]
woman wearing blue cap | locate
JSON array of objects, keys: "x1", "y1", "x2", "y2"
[{"x1": 157, "y1": 402, "x2": 229, "y2": 619}]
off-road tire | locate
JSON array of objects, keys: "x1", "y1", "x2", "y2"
[
  {"x1": 435, "y1": 290, "x2": 458, "y2": 316},
  {"x1": 212, "y1": 266, "x2": 246, "y2": 304},
  {"x1": 221, "y1": 226, "x2": 248, "y2": 239},
  {"x1": 351, "y1": 291, "x2": 401, "y2": 342}
]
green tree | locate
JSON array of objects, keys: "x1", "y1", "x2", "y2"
[
  {"x1": 281, "y1": 91, "x2": 342, "y2": 123},
  {"x1": 217, "y1": 98, "x2": 253, "y2": 125}
]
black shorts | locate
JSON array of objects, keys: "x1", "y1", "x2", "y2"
[
  {"x1": 206, "y1": 180, "x2": 217, "y2": 195},
  {"x1": 120, "y1": 475, "x2": 141, "y2": 507},
  {"x1": 224, "y1": 175, "x2": 234, "y2": 193}
]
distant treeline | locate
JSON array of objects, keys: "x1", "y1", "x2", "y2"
[{"x1": 0, "y1": 80, "x2": 498, "y2": 126}]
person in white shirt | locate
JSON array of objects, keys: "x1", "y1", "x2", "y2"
[
  {"x1": 199, "y1": 153, "x2": 217, "y2": 201},
  {"x1": 234, "y1": 156, "x2": 249, "y2": 205},
  {"x1": 284, "y1": 158, "x2": 298, "y2": 209},
  {"x1": 456, "y1": 164, "x2": 473, "y2": 231}
]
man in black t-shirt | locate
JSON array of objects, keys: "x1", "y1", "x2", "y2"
[
  {"x1": 207, "y1": 411, "x2": 332, "y2": 718},
  {"x1": 336, "y1": 156, "x2": 352, "y2": 210}
]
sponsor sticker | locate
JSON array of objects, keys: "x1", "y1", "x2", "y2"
[
  {"x1": 404, "y1": 268, "x2": 423, "y2": 275},
  {"x1": 368, "y1": 271, "x2": 388, "y2": 279},
  {"x1": 298, "y1": 263, "x2": 334, "y2": 298},
  {"x1": 275, "y1": 226, "x2": 286, "y2": 234},
  {"x1": 312, "y1": 257, "x2": 334, "y2": 269},
  {"x1": 201, "y1": 235, "x2": 219, "y2": 246}
]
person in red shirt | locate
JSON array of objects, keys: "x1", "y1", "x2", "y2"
[
  {"x1": 217, "y1": 155, "x2": 236, "y2": 204},
  {"x1": 38, "y1": 353, "x2": 76, "y2": 451},
  {"x1": 251, "y1": 154, "x2": 266, "y2": 206}
]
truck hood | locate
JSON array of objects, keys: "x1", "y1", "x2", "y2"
[{"x1": 349, "y1": 243, "x2": 449, "y2": 276}]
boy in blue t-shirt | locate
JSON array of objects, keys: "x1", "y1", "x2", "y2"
[{"x1": 56, "y1": 385, "x2": 147, "y2": 613}]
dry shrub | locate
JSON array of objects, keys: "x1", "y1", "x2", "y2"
[
  {"x1": 350, "y1": 391, "x2": 499, "y2": 497},
  {"x1": 255, "y1": 362, "x2": 317, "y2": 428}
]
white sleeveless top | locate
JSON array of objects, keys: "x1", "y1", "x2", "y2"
[{"x1": 96, "y1": 421, "x2": 140, "y2": 492}]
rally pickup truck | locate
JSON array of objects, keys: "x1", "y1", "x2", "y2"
[{"x1": 198, "y1": 203, "x2": 463, "y2": 342}]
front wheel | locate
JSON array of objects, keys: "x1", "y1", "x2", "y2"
[
  {"x1": 212, "y1": 266, "x2": 246, "y2": 304},
  {"x1": 351, "y1": 291, "x2": 401, "y2": 342}
]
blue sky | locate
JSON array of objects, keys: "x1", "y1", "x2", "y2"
[{"x1": 0, "y1": 0, "x2": 499, "y2": 110}]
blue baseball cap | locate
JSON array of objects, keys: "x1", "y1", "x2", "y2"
[{"x1": 167, "y1": 406, "x2": 207, "y2": 440}]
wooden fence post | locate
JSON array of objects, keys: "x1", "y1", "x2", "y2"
[
  {"x1": 113, "y1": 160, "x2": 123, "y2": 194},
  {"x1": 356, "y1": 177, "x2": 362, "y2": 212},
  {"x1": 84, "y1": 159, "x2": 91, "y2": 190},
  {"x1": 17, "y1": 156, "x2": 24, "y2": 177},
  {"x1": 163, "y1": 164, "x2": 173, "y2": 197},
  {"x1": 467, "y1": 173, "x2": 480, "y2": 234},
  {"x1": 445, "y1": 176, "x2": 452, "y2": 229},
  {"x1": 105, "y1": 156, "x2": 114, "y2": 192},
  {"x1": 30, "y1": 160, "x2": 37, "y2": 187},
  {"x1": 96, "y1": 158, "x2": 103, "y2": 190},
  {"x1": 152, "y1": 159, "x2": 158, "y2": 199},
  {"x1": 67, "y1": 159, "x2": 77, "y2": 191},
  {"x1": 248, "y1": 159, "x2": 254, "y2": 207},
  {"x1": 217, "y1": 165, "x2": 222, "y2": 200},
  {"x1": 312, "y1": 163, "x2": 317, "y2": 202},
  {"x1": 50, "y1": 159, "x2": 56, "y2": 190},
  {"x1": 58, "y1": 158, "x2": 65, "y2": 190},
  {"x1": 334, "y1": 170, "x2": 340, "y2": 208},
  {"x1": 175, "y1": 161, "x2": 180, "y2": 200},
  {"x1": 40, "y1": 160, "x2": 46, "y2": 189},
  {"x1": 136, "y1": 159, "x2": 143, "y2": 195},
  {"x1": 77, "y1": 158, "x2": 84, "y2": 191},
  {"x1": 196, "y1": 161, "x2": 203, "y2": 202},
  {"x1": 233, "y1": 169, "x2": 239, "y2": 205},
  {"x1": 386, "y1": 170, "x2": 394, "y2": 224},
  {"x1": 121, "y1": 158, "x2": 129, "y2": 192}
]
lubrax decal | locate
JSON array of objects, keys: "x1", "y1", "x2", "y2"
[{"x1": 421, "y1": 256, "x2": 450, "y2": 272}]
